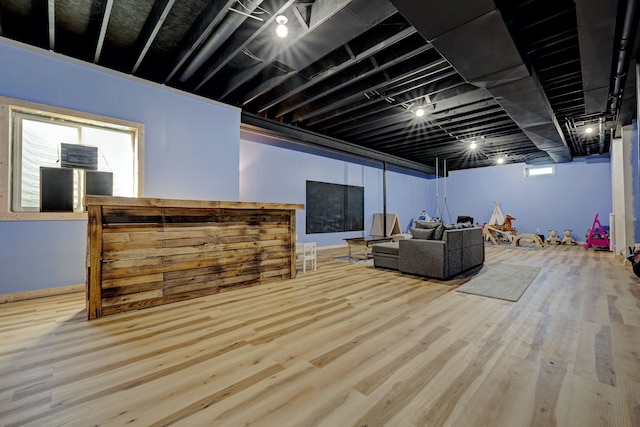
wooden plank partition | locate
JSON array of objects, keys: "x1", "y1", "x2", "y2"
[{"x1": 85, "y1": 196, "x2": 304, "y2": 319}]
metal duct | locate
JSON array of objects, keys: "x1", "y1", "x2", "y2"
[
  {"x1": 611, "y1": 0, "x2": 639, "y2": 112},
  {"x1": 179, "y1": 0, "x2": 265, "y2": 82},
  {"x1": 575, "y1": 0, "x2": 618, "y2": 114},
  {"x1": 391, "y1": 0, "x2": 573, "y2": 163}
]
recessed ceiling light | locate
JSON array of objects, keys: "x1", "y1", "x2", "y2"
[
  {"x1": 585, "y1": 126, "x2": 594, "y2": 134},
  {"x1": 469, "y1": 141, "x2": 477, "y2": 149},
  {"x1": 497, "y1": 157, "x2": 504, "y2": 164},
  {"x1": 276, "y1": 15, "x2": 288, "y2": 38},
  {"x1": 415, "y1": 108, "x2": 425, "y2": 117}
]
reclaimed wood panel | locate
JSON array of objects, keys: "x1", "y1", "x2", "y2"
[{"x1": 85, "y1": 196, "x2": 303, "y2": 319}]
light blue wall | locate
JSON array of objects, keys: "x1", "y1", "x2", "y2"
[
  {"x1": 240, "y1": 131, "x2": 432, "y2": 247},
  {"x1": 445, "y1": 158, "x2": 612, "y2": 241},
  {"x1": 0, "y1": 39, "x2": 241, "y2": 294}
]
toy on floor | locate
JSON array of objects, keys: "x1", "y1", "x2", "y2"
[
  {"x1": 511, "y1": 233, "x2": 545, "y2": 248},
  {"x1": 546, "y1": 230, "x2": 561, "y2": 245},
  {"x1": 561, "y1": 229, "x2": 576, "y2": 245},
  {"x1": 483, "y1": 212, "x2": 545, "y2": 248},
  {"x1": 584, "y1": 213, "x2": 610, "y2": 251},
  {"x1": 483, "y1": 214, "x2": 518, "y2": 244}
]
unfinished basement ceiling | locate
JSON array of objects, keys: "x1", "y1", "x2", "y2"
[{"x1": 0, "y1": 0, "x2": 637, "y2": 173}]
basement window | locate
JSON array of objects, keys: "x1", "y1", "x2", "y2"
[
  {"x1": 0, "y1": 97, "x2": 144, "y2": 220},
  {"x1": 523, "y1": 165, "x2": 556, "y2": 178}
]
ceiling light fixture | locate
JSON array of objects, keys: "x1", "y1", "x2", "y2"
[
  {"x1": 469, "y1": 141, "x2": 477, "y2": 149},
  {"x1": 275, "y1": 15, "x2": 288, "y2": 38},
  {"x1": 497, "y1": 157, "x2": 505, "y2": 164},
  {"x1": 585, "y1": 126, "x2": 594, "y2": 134},
  {"x1": 415, "y1": 107, "x2": 425, "y2": 117}
]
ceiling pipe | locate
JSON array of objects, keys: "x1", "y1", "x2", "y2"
[
  {"x1": 598, "y1": 116, "x2": 605, "y2": 154},
  {"x1": 570, "y1": 117, "x2": 586, "y2": 155},
  {"x1": 564, "y1": 120, "x2": 581, "y2": 154},
  {"x1": 179, "y1": 0, "x2": 265, "y2": 82},
  {"x1": 610, "y1": 0, "x2": 639, "y2": 112}
]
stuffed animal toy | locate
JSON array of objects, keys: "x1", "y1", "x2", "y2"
[
  {"x1": 546, "y1": 230, "x2": 561, "y2": 245},
  {"x1": 561, "y1": 229, "x2": 576, "y2": 245}
]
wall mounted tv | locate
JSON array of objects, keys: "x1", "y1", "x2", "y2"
[{"x1": 306, "y1": 181, "x2": 364, "y2": 234}]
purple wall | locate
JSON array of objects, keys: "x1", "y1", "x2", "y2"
[
  {"x1": 445, "y1": 158, "x2": 612, "y2": 242},
  {"x1": 0, "y1": 39, "x2": 240, "y2": 295}
]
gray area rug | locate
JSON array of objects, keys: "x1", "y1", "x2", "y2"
[
  {"x1": 456, "y1": 264, "x2": 541, "y2": 301},
  {"x1": 334, "y1": 256, "x2": 374, "y2": 266}
]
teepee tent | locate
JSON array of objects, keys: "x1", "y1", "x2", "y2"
[
  {"x1": 489, "y1": 201, "x2": 505, "y2": 225},
  {"x1": 370, "y1": 213, "x2": 402, "y2": 237}
]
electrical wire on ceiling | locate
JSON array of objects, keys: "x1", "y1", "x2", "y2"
[
  {"x1": 241, "y1": 47, "x2": 264, "y2": 62},
  {"x1": 229, "y1": 0, "x2": 269, "y2": 21}
]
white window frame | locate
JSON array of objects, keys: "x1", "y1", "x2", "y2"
[
  {"x1": 523, "y1": 164, "x2": 556, "y2": 178},
  {"x1": 0, "y1": 96, "x2": 145, "y2": 221}
]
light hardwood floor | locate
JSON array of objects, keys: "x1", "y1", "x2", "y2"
[{"x1": 1, "y1": 245, "x2": 639, "y2": 426}]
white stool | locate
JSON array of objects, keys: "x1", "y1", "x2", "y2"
[{"x1": 301, "y1": 242, "x2": 317, "y2": 273}]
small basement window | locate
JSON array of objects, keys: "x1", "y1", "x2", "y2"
[
  {"x1": 524, "y1": 165, "x2": 556, "y2": 178},
  {"x1": 0, "y1": 96, "x2": 144, "y2": 220}
]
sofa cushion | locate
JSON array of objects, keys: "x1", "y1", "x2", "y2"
[
  {"x1": 372, "y1": 242, "x2": 399, "y2": 255},
  {"x1": 415, "y1": 220, "x2": 442, "y2": 229},
  {"x1": 411, "y1": 227, "x2": 435, "y2": 240},
  {"x1": 433, "y1": 224, "x2": 446, "y2": 240}
]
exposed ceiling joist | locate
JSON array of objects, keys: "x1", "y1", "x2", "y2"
[
  {"x1": 163, "y1": 0, "x2": 238, "y2": 83},
  {"x1": 47, "y1": 0, "x2": 55, "y2": 50},
  {"x1": 131, "y1": 0, "x2": 176, "y2": 74},
  {"x1": 93, "y1": 0, "x2": 114, "y2": 63},
  {"x1": 253, "y1": 26, "x2": 419, "y2": 113},
  {"x1": 191, "y1": 0, "x2": 298, "y2": 92},
  {"x1": 216, "y1": 0, "x2": 396, "y2": 100}
]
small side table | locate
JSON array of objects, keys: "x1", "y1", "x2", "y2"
[{"x1": 343, "y1": 237, "x2": 393, "y2": 260}]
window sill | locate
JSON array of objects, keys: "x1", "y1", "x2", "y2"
[{"x1": 0, "y1": 212, "x2": 88, "y2": 221}]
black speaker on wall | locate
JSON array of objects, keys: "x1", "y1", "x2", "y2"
[
  {"x1": 40, "y1": 167, "x2": 74, "y2": 212},
  {"x1": 86, "y1": 171, "x2": 113, "y2": 196}
]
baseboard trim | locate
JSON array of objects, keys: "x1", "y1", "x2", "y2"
[{"x1": 0, "y1": 284, "x2": 84, "y2": 304}]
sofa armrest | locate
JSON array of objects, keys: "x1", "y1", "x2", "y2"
[{"x1": 398, "y1": 239, "x2": 447, "y2": 279}]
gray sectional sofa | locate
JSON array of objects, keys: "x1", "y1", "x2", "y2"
[{"x1": 372, "y1": 223, "x2": 485, "y2": 280}]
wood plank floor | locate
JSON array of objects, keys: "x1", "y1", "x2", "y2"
[{"x1": 1, "y1": 245, "x2": 640, "y2": 426}]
